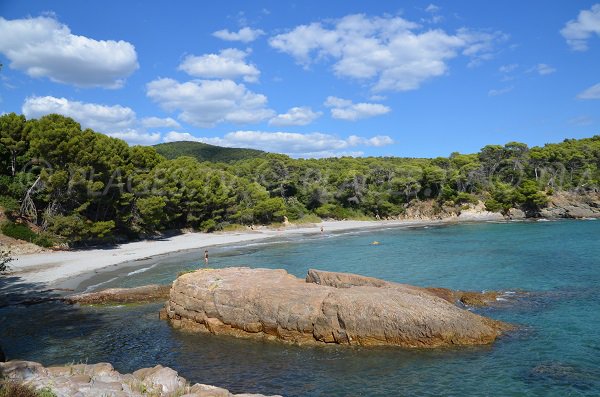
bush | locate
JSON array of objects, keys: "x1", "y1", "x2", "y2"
[
  {"x1": 294, "y1": 213, "x2": 322, "y2": 224},
  {"x1": 484, "y1": 198, "x2": 504, "y2": 213},
  {"x1": 33, "y1": 232, "x2": 56, "y2": 248},
  {"x1": 1, "y1": 221, "x2": 37, "y2": 242},
  {"x1": 0, "y1": 195, "x2": 19, "y2": 215},
  {"x1": 454, "y1": 192, "x2": 479, "y2": 205},
  {"x1": 0, "y1": 381, "x2": 56, "y2": 397}
]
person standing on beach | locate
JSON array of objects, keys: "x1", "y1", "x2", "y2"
[{"x1": 204, "y1": 250, "x2": 209, "y2": 266}]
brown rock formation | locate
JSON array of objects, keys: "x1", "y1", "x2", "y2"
[
  {"x1": 0, "y1": 360, "x2": 280, "y2": 397},
  {"x1": 64, "y1": 284, "x2": 170, "y2": 305},
  {"x1": 163, "y1": 267, "x2": 509, "y2": 348}
]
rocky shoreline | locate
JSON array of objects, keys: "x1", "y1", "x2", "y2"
[
  {"x1": 0, "y1": 360, "x2": 279, "y2": 397},
  {"x1": 162, "y1": 268, "x2": 510, "y2": 348}
]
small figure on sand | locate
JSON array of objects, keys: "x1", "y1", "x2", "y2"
[{"x1": 204, "y1": 249, "x2": 209, "y2": 265}]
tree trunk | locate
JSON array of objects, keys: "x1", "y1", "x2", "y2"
[
  {"x1": 10, "y1": 149, "x2": 16, "y2": 177},
  {"x1": 20, "y1": 175, "x2": 43, "y2": 224}
]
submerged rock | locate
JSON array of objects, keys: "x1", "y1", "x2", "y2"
[
  {"x1": 0, "y1": 360, "x2": 280, "y2": 397},
  {"x1": 163, "y1": 268, "x2": 509, "y2": 348},
  {"x1": 64, "y1": 284, "x2": 170, "y2": 305}
]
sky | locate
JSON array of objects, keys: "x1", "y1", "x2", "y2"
[{"x1": 0, "y1": 1, "x2": 599, "y2": 158}]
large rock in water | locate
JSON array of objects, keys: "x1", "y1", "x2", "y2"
[{"x1": 163, "y1": 268, "x2": 508, "y2": 348}]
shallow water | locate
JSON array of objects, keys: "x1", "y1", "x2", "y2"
[{"x1": 2, "y1": 220, "x2": 600, "y2": 396}]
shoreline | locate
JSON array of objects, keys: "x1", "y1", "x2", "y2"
[
  {"x1": 7, "y1": 219, "x2": 443, "y2": 288},
  {"x1": 3, "y1": 216, "x2": 555, "y2": 290}
]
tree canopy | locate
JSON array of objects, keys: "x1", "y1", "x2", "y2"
[{"x1": 1, "y1": 112, "x2": 599, "y2": 246}]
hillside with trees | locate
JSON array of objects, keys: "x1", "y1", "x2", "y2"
[
  {"x1": 1, "y1": 112, "x2": 599, "y2": 247},
  {"x1": 154, "y1": 141, "x2": 266, "y2": 163}
]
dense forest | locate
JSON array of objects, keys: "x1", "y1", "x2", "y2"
[
  {"x1": 1, "y1": 112, "x2": 599, "y2": 247},
  {"x1": 154, "y1": 141, "x2": 265, "y2": 163}
]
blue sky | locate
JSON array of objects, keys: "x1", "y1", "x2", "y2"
[{"x1": 1, "y1": 1, "x2": 599, "y2": 158}]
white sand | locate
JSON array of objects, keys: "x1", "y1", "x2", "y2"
[{"x1": 8, "y1": 219, "x2": 443, "y2": 287}]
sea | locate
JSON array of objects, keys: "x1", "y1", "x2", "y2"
[{"x1": 1, "y1": 219, "x2": 599, "y2": 396}]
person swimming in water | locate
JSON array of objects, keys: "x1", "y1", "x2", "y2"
[{"x1": 204, "y1": 249, "x2": 209, "y2": 265}]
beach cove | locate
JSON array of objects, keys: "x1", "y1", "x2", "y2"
[{"x1": 2, "y1": 219, "x2": 600, "y2": 396}]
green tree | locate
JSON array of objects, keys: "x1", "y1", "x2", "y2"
[{"x1": 0, "y1": 113, "x2": 28, "y2": 176}]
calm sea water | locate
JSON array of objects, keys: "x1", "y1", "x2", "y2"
[{"x1": 2, "y1": 220, "x2": 600, "y2": 396}]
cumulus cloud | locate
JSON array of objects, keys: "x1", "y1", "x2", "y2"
[
  {"x1": 577, "y1": 83, "x2": 600, "y2": 99},
  {"x1": 324, "y1": 96, "x2": 390, "y2": 121},
  {"x1": 141, "y1": 117, "x2": 181, "y2": 129},
  {"x1": 212, "y1": 27, "x2": 265, "y2": 43},
  {"x1": 269, "y1": 106, "x2": 322, "y2": 126},
  {"x1": 106, "y1": 130, "x2": 161, "y2": 145},
  {"x1": 146, "y1": 78, "x2": 275, "y2": 127},
  {"x1": 178, "y1": 48, "x2": 260, "y2": 82},
  {"x1": 22, "y1": 96, "x2": 161, "y2": 145},
  {"x1": 163, "y1": 130, "x2": 393, "y2": 158},
  {"x1": 0, "y1": 16, "x2": 138, "y2": 88},
  {"x1": 561, "y1": 4, "x2": 600, "y2": 51},
  {"x1": 23, "y1": 96, "x2": 136, "y2": 132},
  {"x1": 269, "y1": 14, "x2": 505, "y2": 92}
]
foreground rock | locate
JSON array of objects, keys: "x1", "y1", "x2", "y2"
[
  {"x1": 163, "y1": 268, "x2": 509, "y2": 348},
  {"x1": 64, "y1": 284, "x2": 170, "y2": 305},
  {"x1": 0, "y1": 360, "x2": 280, "y2": 397}
]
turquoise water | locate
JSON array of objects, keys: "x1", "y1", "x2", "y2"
[{"x1": 1, "y1": 220, "x2": 600, "y2": 396}]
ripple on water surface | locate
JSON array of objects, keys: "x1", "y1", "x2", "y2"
[{"x1": 1, "y1": 220, "x2": 600, "y2": 396}]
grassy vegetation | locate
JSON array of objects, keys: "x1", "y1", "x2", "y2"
[
  {"x1": 0, "y1": 381, "x2": 56, "y2": 397},
  {"x1": 154, "y1": 141, "x2": 266, "y2": 163},
  {"x1": 0, "y1": 221, "x2": 55, "y2": 247}
]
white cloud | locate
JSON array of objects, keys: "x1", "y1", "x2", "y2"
[
  {"x1": 528, "y1": 63, "x2": 556, "y2": 75},
  {"x1": 488, "y1": 86, "x2": 514, "y2": 97},
  {"x1": 569, "y1": 115, "x2": 593, "y2": 126},
  {"x1": 499, "y1": 64, "x2": 518, "y2": 73},
  {"x1": 146, "y1": 78, "x2": 275, "y2": 127},
  {"x1": 269, "y1": 106, "x2": 322, "y2": 126},
  {"x1": 212, "y1": 27, "x2": 265, "y2": 43},
  {"x1": 163, "y1": 130, "x2": 393, "y2": 158},
  {"x1": 178, "y1": 48, "x2": 260, "y2": 82},
  {"x1": 0, "y1": 16, "x2": 138, "y2": 88},
  {"x1": 141, "y1": 117, "x2": 181, "y2": 129},
  {"x1": 577, "y1": 83, "x2": 600, "y2": 99},
  {"x1": 107, "y1": 130, "x2": 161, "y2": 145},
  {"x1": 22, "y1": 96, "x2": 161, "y2": 145},
  {"x1": 324, "y1": 96, "x2": 390, "y2": 121},
  {"x1": 425, "y1": 4, "x2": 440, "y2": 13},
  {"x1": 561, "y1": 4, "x2": 600, "y2": 51},
  {"x1": 269, "y1": 14, "x2": 505, "y2": 92},
  {"x1": 22, "y1": 96, "x2": 136, "y2": 132},
  {"x1": 163, "y1": 131, "x2": 201, "y2": 142}
]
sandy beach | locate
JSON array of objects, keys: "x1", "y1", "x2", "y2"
[{"x1": 8, "y1": 219, "x2": 445, "y2": 288}]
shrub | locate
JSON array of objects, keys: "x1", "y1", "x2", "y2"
[
  {"x1": 33, "y1": 232, "x2": 56, "y2": 248},
  {"x1": 484, "y1": 199, "x2": 504, "y2": 213},
  {"x1": 454, "y1": 192, "x2": 479, "y2": 205},
  {"x1": 0, "y1": 195, "x2": 19, "y2": 215},
  {"x1": 0, "y1": 381, "x2": 57, "y2": 397},
  {"x1": 1, "y1": 221, "x2": 37, "y2": 242}
]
